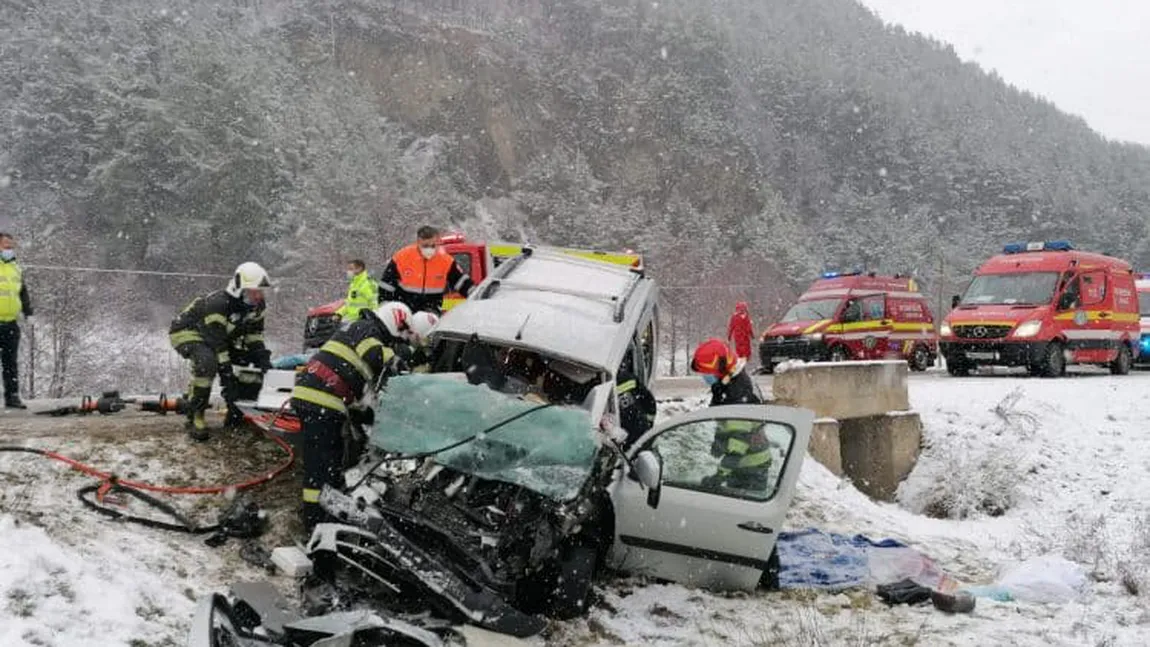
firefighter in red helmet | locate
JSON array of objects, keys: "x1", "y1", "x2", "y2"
[{"x1": 691, "y1": 338, "x2": 770, "y2": 491}]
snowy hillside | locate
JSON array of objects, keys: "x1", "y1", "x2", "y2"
[{"x1": 3, "y1": 371, "x2": 1150, "y2": 646}]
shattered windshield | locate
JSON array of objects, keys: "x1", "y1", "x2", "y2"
[
  {"x1": 782, "y1": 298, "x2": 841, "y2": 322},
  {"x1": 370, "y1": 374, "x2": 599, "y2": 501},
  {"x1": 1140, "y1": 291, "x2": 1150, "y2": 316},
  {"x1": 961, "y1": 272, "x2": 1059, "y2": 306}
]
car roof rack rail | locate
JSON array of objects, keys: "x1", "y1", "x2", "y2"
[{"x1": 612, "y1": 274, "x2": 642, "y2": 323}]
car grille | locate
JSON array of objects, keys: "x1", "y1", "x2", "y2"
[{"x1": 952, "y1": 324, "x2": 1012, "y2": 340}]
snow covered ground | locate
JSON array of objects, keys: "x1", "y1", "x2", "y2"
[{"x1": 3, "y1": 370, "x2": 1150, "y2": 646}]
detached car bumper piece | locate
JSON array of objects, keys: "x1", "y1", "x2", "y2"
[{"x1": 940, "y1": 340, "x2": 1048, "y2": 367}]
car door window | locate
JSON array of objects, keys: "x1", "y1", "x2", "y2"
[
  {"x1": 643, "y1": 418, "x2": 797, "y2": 502},
  {"x1": 451, "y1": 252, "x2": 472, "y2": 277},
  {"x1": 861, "y1": 295, "x2": 885, "y2": 321},
  {"x1": 1081, "y1": 271, "x2": 1106, "y2": 306},
  {"x1": 840, "y1": 299, "x2": 861, "y2": 322},
  {"x1": 639, "y1": 318, "x2": 656, "y2": 382}
]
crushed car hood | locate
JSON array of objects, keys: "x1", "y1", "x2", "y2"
[{"x1": 372, "y1": 374, "x2": 599, "y2": 501}]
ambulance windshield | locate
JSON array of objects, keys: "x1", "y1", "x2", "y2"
[
  {"x1": 961, "y1": 272, "x2": 1060, "y2": 306},
  {"x1": 1139, "y1": 291, "x2": 1150, "y2": 316},
  {"x1": 782, "y1": 298, "x2": 841, "y2": 322}
]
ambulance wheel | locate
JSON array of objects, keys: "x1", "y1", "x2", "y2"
[
  {"x1": 908, "y1": 346, "x2": 931, "y2": 372},
  {"x1": 1110, "y1": 344, "x2": 1133, "y2": 376},
  {"x1": 1038, "y1": 342, "x2": 1066, "y2": 378},
  {"x1": 829, "y1": 346, "x2": 850, "y2": 362}
]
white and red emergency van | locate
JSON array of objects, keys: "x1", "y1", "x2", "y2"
[
  {"x1": 1136, "y1": 273, "x2": 1150, "y2": 365},
  {"x1": 940, "y1": 241, "x2": 1141, "y2": 377},
  {"x1": 758, "y1": 272, "x2": 938, "y2": 373}
]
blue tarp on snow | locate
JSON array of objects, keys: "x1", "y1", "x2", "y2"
[{"x1": 776, "y1": 528, "x2": 910, "y2": 590}]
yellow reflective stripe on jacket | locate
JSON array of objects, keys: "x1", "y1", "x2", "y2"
[
  {"x1": 320, "y1": 340, "x2": 374, "y2": 380},
  {"x1": 203, "y1": 313, "x2": 230, "y2": 328},
  {"x1": 616, "y1": 379, "x2": 636, "y2": 394},
  {"x1": 715, "y1": 419, "x2": 758, "y2": 436},
  {"x1": 190, "y1": 377, "x2": 214, "y2": 388},
  {"x1": 169, "y1": 330, "x2": 203, "y2": 346},
  {"x1": 243, "y1": 333, "x2": 265, "y2": 344},
  {"x1": 217, "y1": 351, "x2": 231, "y2": 365},
  {"x1": 292, "y1": 385, "x2": 348, "y2": 414},
  {"x1": 302, "y1": 488, "x2": 321, "y2": 503},
  {"x1": 355, "y1": 337, "x2": 383, "y2": 358}
]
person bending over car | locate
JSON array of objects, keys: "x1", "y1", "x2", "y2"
[
  {"x1": 691, "y1": 338, "x2": 771, "y2": 491},
  {"x1": 291, "y1": 302, "x2": 434, "y2": 529}
]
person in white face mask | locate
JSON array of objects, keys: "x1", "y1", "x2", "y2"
[
  {"x1": 378, "y1": 225, "x2": 473, "y2": 314},
  {"x1": 0, "y1": 232, "x2": 33, "y2": 410}
]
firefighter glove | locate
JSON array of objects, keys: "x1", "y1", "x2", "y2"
[{"x1": 348, "y1": 406, "x2": 375, "y2": 427}]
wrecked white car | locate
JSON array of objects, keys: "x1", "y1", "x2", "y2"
[{"x1": 194, "y1": 250, "x2": 813, "y2": 644}]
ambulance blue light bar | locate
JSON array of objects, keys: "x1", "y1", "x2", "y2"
[
  {"x1": 1003, "y1": 240, "x2": 1075, "y2": 254},
  {"x1": 821, "y1": 271, "x2": 840, "y2": 279}
]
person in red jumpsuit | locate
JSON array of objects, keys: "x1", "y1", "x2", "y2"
[{"x1": 727, "y1": 301, "x2": 753, "y2": 362}]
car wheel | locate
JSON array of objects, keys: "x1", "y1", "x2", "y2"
[
  {"x1": 829, "y1": 346, "x2": 849, "y2": 362},
  {"x1": 1040, "y1": 342, "x2": 1066, "y2": 378},
  {"x1": 1110, "y1": 344, "x2": 1133, "y2": 376},
  {"x1": 908, "y1": 346, "x2": 930, "y2": 372},
  {"x1": 546, "y1": 543, "x2": 599, "y2": 620}
]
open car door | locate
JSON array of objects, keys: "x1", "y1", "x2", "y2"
[{"x1": 608, "y1": 404, "x2": 813, "y2": 590}]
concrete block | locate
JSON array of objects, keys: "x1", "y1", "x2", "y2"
[
  {"x1": 839, "y1": 412, "x2": 923, "y2": 501},
  {"x1": 773, "y1": 360, "x2": 909, "y2": 420},
  {"x1": 808, "y1": 418, "x2": 844, "y2": 476}
]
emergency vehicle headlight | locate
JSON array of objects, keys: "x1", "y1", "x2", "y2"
[
  {"x1": 1013, "y1": 320, "x2": 1043, "y2": 338},
  {"x1": 821, "y1": 271, "x2": 840, "y2": 279},
  {"x1": 939, "y1": 323, "x2": 952, "y2": 337},
  {"x1": 804, "y1": 333, "x2": 823, "y2": 342}
]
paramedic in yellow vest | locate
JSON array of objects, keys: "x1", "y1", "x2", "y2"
[
  {"x1": 0, "y1": 232, "x2": 32, "y2": 409},
  {"x1": 335, "y1": 259, "x2": 378, "y2": 324}
]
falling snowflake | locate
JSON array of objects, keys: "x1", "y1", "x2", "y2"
[
  {"x1": 660, "y1": 47, "x2": 668, "y2": 60},
  {"x1": 0, "y1": 175, "x2": 10, "y2": 189},
  {"x1": 878, "y1": 167, "x2": 888, "y2": 178}
]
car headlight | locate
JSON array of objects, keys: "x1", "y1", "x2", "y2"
[
  {"x1": 939, "y1": 323, "x2": 952, "y2": 337},
  {"x1": 1013, "y1": 320, "x2": 1042, "y2": 338},
  {"x1": 805, "y1": 333, "x2": 823, "y2": 342}
]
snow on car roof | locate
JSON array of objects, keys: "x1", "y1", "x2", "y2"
[{"x1": 435, "y1": 252, "x2": 650, "y2": 371}]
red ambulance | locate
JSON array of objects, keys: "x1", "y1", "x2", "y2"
[
  {"x1": 940, "y1": 241, "x2": 1140, "y2": 377},
  {"x1": 758, "y1": 272, "x2": 938, "y2": 373}
]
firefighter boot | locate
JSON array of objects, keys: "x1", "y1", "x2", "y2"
[
  {"x1": 186, "y1": 409, "x2": 210, "y2": 442},
  {"x1": 223, "y1": 404, "x2": 248, "y2": 433}
]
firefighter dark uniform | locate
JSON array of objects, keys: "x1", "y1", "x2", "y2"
[
  {"x1": 0, "y1": 248, "x2": 32, "y2": 409},
  {"x1": 617, "y1": 366, "x2": 656, "y2": 446},
  {"x1": 692, "y1": 338, "x2": 772, "y2": 492},
  {"x1": 379, "y1": 243, "x2": 474, "y2": 314},
  {"x1": 170, "y1": 263, "x2": 272, "y2": 440},
  {"x1": 292, "y1": 310, "x2": 398, "y2": 528}
]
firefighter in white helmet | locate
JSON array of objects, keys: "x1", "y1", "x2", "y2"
[{"x1": 169, "y1": 262, "x2": 273, "y2": 441}]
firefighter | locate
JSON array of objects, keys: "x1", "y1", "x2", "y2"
[
  {"x1": 727, "y1": 301, "x2": 753, "y2": 363},
  {"x1": 0, "y1": 232, "x2": 32, "y2": 410},
  {"x1": 292, "y1": 303, "x2": 421, "y2": 529},
  {"x1": 401, "y1": 310, "x2": 439, "y2": 372},
  {"x1": 378, "y1": 226, "x2": 474, "y2": 314},
  {"x1": 617, "y1": 360, "x2": 656, "y2": 446},
  {"x1": 691, "y1": 338, "x2": 771, "y2": 491},
  {"x1": 334, "y1": 259, "x2": 378, "y2": 324},
  {"x1": 169, "y1": 262, "x2": 273, "y2": 441}
]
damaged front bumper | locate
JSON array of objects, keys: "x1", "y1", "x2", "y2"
[
  {"x1": 312, "y1": 487, "x2": 548, "y2": 638},
  {"x1": 186, "y1": 580, "x2": 520, "y2": 647}
]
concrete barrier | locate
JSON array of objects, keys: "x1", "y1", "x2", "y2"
[
  {"x1": 772, "y1": 360, "x2": 909, "y2": 419},
  {"x1": 838, "y1": 412, "x2": 923, "y2": 501},
  {"x1": 809, "y1": 418, "x2": 844, "y2": 477}
]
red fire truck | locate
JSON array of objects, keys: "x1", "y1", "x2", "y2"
[
  {"x1": 302, "y1": 233, "x2": 643, "y2": 348},
  {"x1": 940, "y1": 240, "x2": 1141, "y2": 377},
  {"x1": 758, "y1": 272, "x2": 938, "y2": 373}
]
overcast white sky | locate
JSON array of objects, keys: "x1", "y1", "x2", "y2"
[{"x1": 859, "y1": 0, "x2": 1150, "y2": 146}]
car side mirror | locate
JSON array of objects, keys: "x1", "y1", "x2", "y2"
[
  {"x1": 951, "y1": 295, "x2": 961, "y2": 309},
  {"x1": 634, "y1": 450, "x2": 663, "y2": 509}
]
